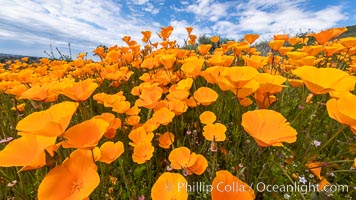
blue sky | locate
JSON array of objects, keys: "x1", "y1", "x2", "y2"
[{"x1": 0, "y1": 0, "x2": 355, "y2": 58}]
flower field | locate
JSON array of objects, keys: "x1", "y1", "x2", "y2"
[{"x1": 0, "y1": 26, "x2": 355, "y2": 199}]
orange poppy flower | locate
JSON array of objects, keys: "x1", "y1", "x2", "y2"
[
  {"x1": 181, "y1": 56, "x2": 204, "y2": 77},
  {"x1": 151, "y1": 172, "x2": 188, "y2": 200},
  {"x1": 61, "y1": 119, "x2": 109, "y2": 149},
  {"x1": 135, "y1": 84, "x2": 163, "y2": 109},
  {"x1": 339, "y1": 37, "x2": 356, "y2": 49},
  {"x1": 301, "y1": 45, "x2": 324, "y2": 56},
  {"x1": 305, "y1": 162, "x2": 322, "y2": 179},
  {"x1": 221, "y1": 66, "x2": 259, "y2": 90},
  {"x1": 158, "y1": 132, "x2": 175, "y2": 149},
  {"x1": 93, "y1": 113, "x2": 122, "y2": 139},
  {"x1": 193, "y1": 87, "x2": 218, "y2": 106},
  {"x1": 168, "y1": 99, "x2": 188, "y2": 115},
  {"x1": 11, "y1": 103, "x2": 25, "y2": 112},
  {"x1": 288, "y1": 79, "x2": 304, "y2": 88},
  {"x1": 0, "y1": 135, "x2": 56, "y2": 171},
  {"x1": 200, "y1": 66, "x2": 224, "y2": 84},
  {"x1": 169, "y1": 85, "x2": 190, "y2": 100},
  {"x1": 203, "y1": 123, "x2": 227, "y2": 141},
  {"x1": 309, "y1": 27, "x2": 347, "y2": 45},
  {"x1": 112, "y1": 100, "x2": 131, "y2": 114},
  {"x1": 126, "y1": 105, "x2": 141, "y2": 116},
  {"x1": 211, "y1": 36, "x2": 219, "y2": 43},
  {"x1": 20, "y1": 83, "x2": 58, "y2": 102},
  {"x1": 244, "y1": 33, "x2": 259, "y2": 44},
  {"x1": 168, "y1": 147, "x2": 198, "y2": 170},
  {"x1": 16, "y1": 101, "x2": 78, "y2": 137},
  {"x1": 186, "y1": 27, "x2": 193, "y2": 34},
  {"x1": 5, "y1": 84, "x2": 27, "y2": 97},
  {"x1": 288, "y1": 37, "x2": 302, "y2": 46},
  {"x1": 129, "y1": 127, "x2": 154, "y2": 147},
  {"x1": 239, "y1": 97, "x2": 253, "y2": 107},
  {"x1": 292, "y1": 66, "x2": 355, "y2": 94},
  {"x1": 98, "y1": 141, "x2": 124, "y2": 164},
  {"x1": 141, "y1": 31, "x2": 152, "y2": 43},
  {"x1": 60, "y1": 79, "x2": 98, "y2": 101},
  {"x1": 242, "y1": 109, "x2": 297, "y2": 147},
  {"x1": 326, "y1": 94, "x2": 356, "y2": 134},
  {"x1": 199, "y1": 111, "x2": 217, "y2": 124},
  {"x1": 274, "y1": 34, "x2": 289, "y2": 41},
  {"x1": 318, "y1": 178, "x2": 331, "y2": 192},
  {"x1": 197, "y1": 44, "x2": 212, "y2": 55},
  {"x1": 212, "y1": 170, "x2": 255, "y2": 200},
  {"x1": 126, "y1": 115, "x2": 141, "y2": 126},
  {"x1": 254, "y1": 73, "x2": 287, "y2": 95},
  {"x1": 132, "y1": 142, "x2": 154, "y2": 164},
  {"x1": 268, "y1": 40, "x2": 285, "y2": 51},
  {"x1": 243, "y1": 55, "x2": 268, "y2": 69},
  {"x1": 254, "y1": 93, "x2": 277, "y2": 109},
  {"x1": 158, "y1": 26, "x2": 174, "y2": 41},
  {"x1": 188, "y1": 34, "x2": 197, "y2": 45},
  {"x1": 186, "y1": 154, "x2": 208, "y2": 175},
  {"x1": 278, "y1": 47, "x2": 294, "y2": 56},
  {"x1": 152, "y1": 107, "x2": 175, "y2": 125},
  {"x1": 38, "y1": 149, "x2": 99, "y2": 200},
  {"x1": 159, "y1": 54, "x2": 176, "y2": 69}
]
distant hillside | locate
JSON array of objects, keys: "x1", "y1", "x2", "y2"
[
  {"x1": 339, "y1": 25, "x2": 356, "y2": 38},
  {"x1": 0, "y1": 53, "x2": 41, "y2": 63}
]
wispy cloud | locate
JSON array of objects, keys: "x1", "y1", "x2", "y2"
[{"x1": 0, "y1": 0, "x2": 353, "y2": 57}]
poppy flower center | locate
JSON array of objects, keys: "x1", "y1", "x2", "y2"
[{"x1": 72, "y1": 180, "x2": 84, "y2": 193}]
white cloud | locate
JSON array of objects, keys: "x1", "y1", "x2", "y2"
[
  {"x1": 0, "y1": 0, "x2": 162, "y2": 57},
  {"x1": 0, "y1": 0, "x2": 350, "y2": 57},
  {"x1": 134, "y1": 0, "x2": 150, "y2": 5},
  {"x1": 185, "y1": 0, "x2": 233, "y2": 22}
]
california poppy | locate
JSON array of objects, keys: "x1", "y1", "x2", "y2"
[
  {"x1": 129, "y1": 127, "x2": 154, "y2": 147},
  {"x1": 326, "y1": 94, "x2": 356, "y2": 134},
  {"x1": 20, "y1": 83, "x2": 58, "y2": 102},
  {"x1": 181, "y1": 56, "x2": 204, "y2": 77},
  {"x1": 168, "y1": 147, "x2": 197, "y2": 170},
  {"x1": 16, "y1": 101, "x2": 78, "y2": 137},
  {"x1": 132, "y1": 142, "x2": 154, "y2": 164},
  {"x1": 158, "y1": 132, "x2": 175, "y2": 149},
  {"x1": 0, "y1": 135, "x2": 56, "y2": 171},
  {"x1": 193, "y1": 87, "x2": 218, "y2": 106},
  {"x1": 309, "y1": 27, "x2": 347, "y2": 45},
  {"x1": 244, "y1": 34, "x2": 259, "y2": 44},
  {"x1": 152, "y1": 107, "x2": 175, "y2": 126},
  {"x1": 242, "y1": 109, "x2": 297, "y2": 147},
  {"x1": 98, "y1": 141, "x2": 124, "y2": 164},
  {"x1": 199, "y1": 111, "x2": 217, "y2": 124},
  {"x1": 60, "y1": 79, "x2": 98, "y2": 101},
  {"x1": 211, "y1": 36, "x2": 219, "y2": 44},
  {"x1": 151, "y1": 172, "x2": 188, "y2": 200},
  {"x1": 212, "y1": 170, "x2": 255, "y2": 200},
  {"x1": 203, "y1": 123, "x2": 227, "y2": 142},
  {"x1": 197, "y1": 44, "x2": 212, "y2": 55},
  {"x1": 268, "y1": 40, "x2": 285, "y2": 51},
  {"x1": 292, "y1": 66, "x2": 355, "y2": 94},
  {"x1": 38, "y1": 149, "x2": 100, "y2": 200},
  {"x1": 93, "y1": 113, "x2": 122, "y2": 139},
  {"x1": 61, "y1": 119, "x2": 109, "y2": 149},
  {"x1": 186, "y1": 154, "x2": 208, "y2": 175}
]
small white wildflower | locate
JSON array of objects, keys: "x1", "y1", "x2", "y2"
[
  {"x1": 7, "y1": 180, "x2": 17, "y2": 187},
  {"x1": 283, "y1": 193, "x2": 291, "y2": 199},
  {"x1": 298, "y1": 176, "x2": 307, "y2": 184},
  {"x1": 313, "y1": 140, "x2": 321, "y2": 147}
]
